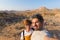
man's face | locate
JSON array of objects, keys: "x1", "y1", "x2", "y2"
[{"x1": 32, "y1": 18, "x2": 42, "y2": 30}]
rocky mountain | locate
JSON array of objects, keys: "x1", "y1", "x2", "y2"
[{"x1": 0, "y1": 7, "x2": 60, "y2": 40}]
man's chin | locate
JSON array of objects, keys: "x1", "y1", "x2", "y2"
[{"x1": 34, "y1": 26, "x2": 37, "y2": 28}]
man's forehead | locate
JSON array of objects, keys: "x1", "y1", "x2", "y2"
[{"x1": 32, "y1": 18, "x2": 39, "y2": 22}]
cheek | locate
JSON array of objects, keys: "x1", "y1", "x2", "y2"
[
  {"x1": 36, "y1": 23, "x2": 40, "y2": 26},
  {"x1": 36, "y1": 23, "x2": 42, "y2": 28},
  {"x1": 32, "y1": 23, "x2": 34, "y2": 26}
]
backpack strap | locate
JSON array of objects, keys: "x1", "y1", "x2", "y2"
[{"x1": 23, "y1": 30, "x2": 25, "y2": 40}]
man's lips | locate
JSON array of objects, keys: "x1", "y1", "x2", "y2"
[{"x1": 34, "y1": 26, "x2": 37, "y2": 27}]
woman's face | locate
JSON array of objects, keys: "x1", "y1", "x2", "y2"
[
  {"x1": 25, "y1": 25, "x2": 30, "y2": 29},
  {"x1": 32, "y1": 18, "x2": 42, "y2": 30}
]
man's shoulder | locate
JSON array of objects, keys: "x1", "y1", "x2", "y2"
[
  {"x1": 41, "y1": 30, "x2": 52, "y2": 37},
  {"x1": 41, "y1": 30, "x2": 48, "y2": 33},
  {"x1": 32, "y1": 30, "x2": 50, "y2": 36}
]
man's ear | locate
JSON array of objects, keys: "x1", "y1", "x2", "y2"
[{"x1": 41, "y1": 22, "x2": 44, "y2": 27}]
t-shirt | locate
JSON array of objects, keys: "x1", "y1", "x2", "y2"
[
  {"x1": 20, "y1": 29, "x2": 33, "y2": 40},
  {"x1": 31, "y1": 30, "x2": 51, "y2": 40}
]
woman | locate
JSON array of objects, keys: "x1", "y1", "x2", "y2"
[{"x1": 20, "y1": 19, "x2": 33, "y2": 40}]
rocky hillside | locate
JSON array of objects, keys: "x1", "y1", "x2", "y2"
[{"x1": 0, "y1": 7, "x2": 60, "y2": 40}]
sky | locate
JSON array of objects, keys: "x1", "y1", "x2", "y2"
[{"x1": 0, "y1": 0, "x2": 60, "y2": 11}]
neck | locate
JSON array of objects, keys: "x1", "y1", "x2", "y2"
[
  {"x1": 26, "y1": 28, "x2": 30, "y2": 32},
  {"x1": 35, "y1": 28, "x2": 43, "y2": 31},
  {"x1": 35, "y1": 29, "x2": 40, "y2": 31}
]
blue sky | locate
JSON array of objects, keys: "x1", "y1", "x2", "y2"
[{"x1": 0, "y1": 0, "x2": 60, "y2": 11}]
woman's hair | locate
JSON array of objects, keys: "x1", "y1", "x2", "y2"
[
  {"x1": 31, "y1": 14, "x2": 44, "y2": 23},
  {"x1": 23, "y1": 19, "x2": 32, "y2": 25}
]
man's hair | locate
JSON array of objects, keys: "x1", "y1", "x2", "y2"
[{"x1": 32, "y1": 14, "x2": 44, "y2": 23}]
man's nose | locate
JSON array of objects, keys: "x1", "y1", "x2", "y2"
[{"x1": 33, "y1": 23, "x2": 36, "y2": 26}]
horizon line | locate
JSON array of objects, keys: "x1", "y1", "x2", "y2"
[{"x1": 0, "y1": 6, "x2": 60, "y2": 11}]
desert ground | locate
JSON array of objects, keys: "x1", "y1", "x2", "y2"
[{"x1": 0, "y1": 7, "x2": 60, "y2": 40}]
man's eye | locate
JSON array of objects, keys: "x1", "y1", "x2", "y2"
[
  {"x1": 32, "y1": 22, "x2": 34, "y2": 23},
  {"x1": 36, "y1": 21, "x2": 39, "y2": 23}
]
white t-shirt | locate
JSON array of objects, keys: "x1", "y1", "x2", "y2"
[
  {"x1": 31, "y1": 30, "x2": 50, "y2": 40},
  {"x1": 20, "y1": 29, "x2": 33, "y2": 40}
]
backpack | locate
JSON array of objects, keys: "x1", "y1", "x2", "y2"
[{"x1": 23, "y1": 30, "x2": 25, "y2": 40}]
